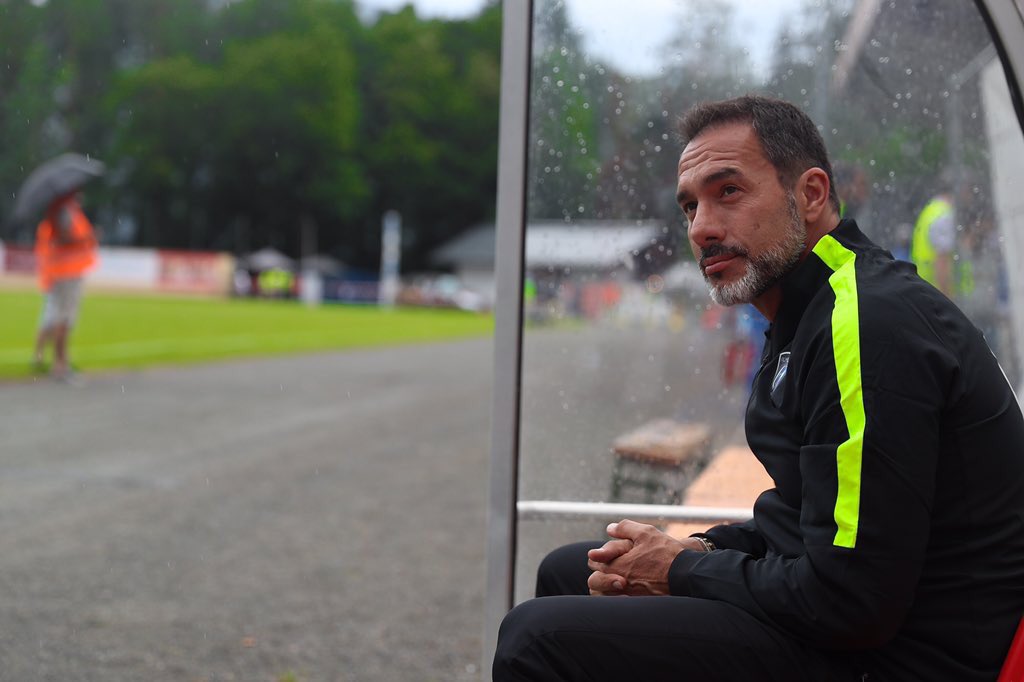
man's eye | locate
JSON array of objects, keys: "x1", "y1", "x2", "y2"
[
  {"x1": 722, "y1": 185, "x2": 739, "y2": 196},
  {"x1": 682, "y1": 202, "x2": 697, "y2": 214}
]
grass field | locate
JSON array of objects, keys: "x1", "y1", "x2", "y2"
[{"x1": 0, "y1": 289, "x2": 493, "y2": 380}]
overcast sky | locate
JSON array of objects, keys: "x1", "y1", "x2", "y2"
[
  {"x1": 358, "y1": 0, "x2": 808, "y2": 77},
  {"x1": 357, "y1": 0, "x2": 489, "y2": 19}
]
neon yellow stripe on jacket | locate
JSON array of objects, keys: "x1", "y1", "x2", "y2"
[{"x1": 812, "y1": 234, "x2": 865, "y2": 549}]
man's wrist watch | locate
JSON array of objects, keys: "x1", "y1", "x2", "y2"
[{"x1": 691, "y1": 535, "x2": 716, "y2": 552}]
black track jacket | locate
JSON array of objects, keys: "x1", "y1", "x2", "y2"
[{"x1": 669, "y1": 220, "x2": 1024, "y2": 681}]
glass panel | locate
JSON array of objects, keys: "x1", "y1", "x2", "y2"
[
  {"x1": 0, "y1": 4, "x2": 501, "y2": 679},
  {"x1": 516, "y1": 0, "x2": 1024, "y2": 602}
]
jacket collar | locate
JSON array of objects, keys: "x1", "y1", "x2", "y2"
[{"x1": 769, "y1": 219, "x2": 869, "y2": 352}]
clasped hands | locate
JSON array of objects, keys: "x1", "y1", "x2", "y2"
[{"x1": 586, "y1": 519, "x2": 707, "y2": 596}]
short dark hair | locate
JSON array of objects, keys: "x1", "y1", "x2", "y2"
[{"x1": 679, "y1": 95, "x2": 840, "y2": 212}]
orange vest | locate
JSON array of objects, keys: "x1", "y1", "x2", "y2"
[{"x1": 34, "y1": 201, "x2": 98, "y2": 291}]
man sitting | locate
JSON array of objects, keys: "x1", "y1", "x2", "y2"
[{"x1": 493, "y1": 96, "x2": 1024, "y2": 682}]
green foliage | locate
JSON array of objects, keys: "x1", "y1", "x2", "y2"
[
  {"x1": 0, "y1": 39, "x2": 62, "y2": 192},
  {"x1": 851, "y1": 127, "x2": 947, "y2": 184},
  {"x1": 0, "y1": 0, "x2": 995, "y2": 269},
  {"x1": 213, "y1": 27, "x2": 367, "y2": 208},
  {"x1": 359, "y1": 4, "x2": 500, "y2": 266},
  {"x1": 524, "y1": 0, "x2": 759, "y2": 224},
  {"x1": 108, "y1": 7, "x2": 367, "y2": 253},
  {"x1": 0, "y1": 0, "x2": 500, "y2": 272},
  {"x1": 527, "y1": 1, "x2": 601, "y2": 221},
  {"x1": 0, "y1": 2, "x2": 55, "y2": 240}
]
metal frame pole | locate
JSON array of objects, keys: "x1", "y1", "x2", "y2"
[{"x1": 482, "y1": 1, "x2": 533, "y2": 677}]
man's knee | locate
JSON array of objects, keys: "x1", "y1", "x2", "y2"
[
  {"x1": 493, "y1": 599, "x2": 544, "y2": 681},
  {"x1": 493, "y1": 597, "x2": 584, "y2": 682}
]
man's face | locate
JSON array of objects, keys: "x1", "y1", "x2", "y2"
[{"x1": 676, "y1": 122, "x2": 806, "y2": 307}]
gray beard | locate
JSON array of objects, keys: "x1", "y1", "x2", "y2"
[{"x1": 707, "y1": 193, "x2": 806, "y2": 307}]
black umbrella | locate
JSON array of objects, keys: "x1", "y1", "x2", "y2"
[{"x1": 10, "y1": 153, "x2": 105, "y2": 226}]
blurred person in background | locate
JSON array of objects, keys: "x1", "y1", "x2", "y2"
[
  {"x1": 258, "y1": 266, "x2": 294, "y2": 298},
  {"x1": 33, "y1": 192, "x2": 98, "y2": 382},
  {"x1": 911, "y1": 186, "x2": 956, "y2": 296},
  {"x1": 833, "y1": 160, "x2": 870, "y2": 223}
]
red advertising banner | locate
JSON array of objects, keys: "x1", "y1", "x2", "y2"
[
  {"x1": 3, "y1": 245, "x2": 37, "y2": 274},
  {"x1": 157, "y1": 250, "x2": 233, "y2": 295}
]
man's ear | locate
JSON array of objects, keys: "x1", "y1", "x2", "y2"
[{"x1": 796, "y1": 167, "x2": 832, "y2": 223}]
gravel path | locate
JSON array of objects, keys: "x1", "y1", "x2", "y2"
[
  {"x1": 0, "y1": 320, "x2": 747, "y2": 682},
  {"x1": 0, "y1": 339, "x2": 493, "y2": 682}
]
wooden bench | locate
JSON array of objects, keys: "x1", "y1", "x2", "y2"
[
  {"x1": 665, "y1": 444, "x2": 772, "y2": 539},
  {"x1": 610, "y1": 419, "x2": 710, "y2": 504}
]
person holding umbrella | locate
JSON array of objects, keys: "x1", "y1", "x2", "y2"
[
  {"x1": 12, "y1": 154, "x2": 104, "y2": 381},
  {"x1": 32, "y1": 191, "x2": 98, "y2": 381}
]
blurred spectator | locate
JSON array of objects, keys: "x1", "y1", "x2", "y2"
[
  {"x1": 233, "y1": 268, "x2": 254, "y2": 296},
  {"x1": 33, "y1": 192, "x2": 98, "y2": 381},
  {"x1": 833, "y1": 161, "x2": 870, "y2": 222},
  {"x1": 258, "y1": 267, "x2": 295, "y2": 298},
  {"x1": 911, "y1": 189, "x2": 956, "y2": 296}
]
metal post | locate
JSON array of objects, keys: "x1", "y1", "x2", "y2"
[
  {"x1": 378, "y1": 210, "x2": 401, "y2": 307},
  {"x1": 482, "y1": 1, "x2": 533, "y2": 678},
  {"x1": 299, "y1": 216, "x2": 321, "y2": 307}
]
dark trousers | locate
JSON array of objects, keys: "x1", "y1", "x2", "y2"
[{"x1": 493, "y1": 542, "x2": 864, "y2": 682}]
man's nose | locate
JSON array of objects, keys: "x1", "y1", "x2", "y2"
[{"x1": 687, "y1": 206, "x2": 724, "y2": 247}]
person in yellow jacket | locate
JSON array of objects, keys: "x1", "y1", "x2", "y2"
[
  {"x1": 910, "y1": 192, "x2": 956, "y2": 296},
  {"x1": 33, "y1": 192, "x2": 98, "y2": 381}
]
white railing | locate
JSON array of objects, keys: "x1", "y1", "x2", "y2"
[{"x1": 517, "y1": 500, "x2": 752, "y2": 524}]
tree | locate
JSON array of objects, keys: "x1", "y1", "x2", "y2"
[
  {"x1": 0, "y1": 0, "x2": 213, "y2": 241},
  {"x1": 526, "y1": 0, "x2": 602, "y2": 221},
  {"x1": 0, "y1": 1, "x2": 59, "y2": 240},
  {"x1": 358, "y1": 3, "x2": 500, "y2": 269},
  {"x1": 584, "y1": 2, "x2": 755, "y2": 224},
  {"x1": 3, "y1": 0, "x2": 502, "y2": 272},
  {"x1": 109, "y1": 14, "x2": 367, "y2": 255}
]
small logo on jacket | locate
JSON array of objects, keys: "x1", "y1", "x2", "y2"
[{"x1": 771, "y1": 352, "x2": 791, "y2": 394}]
